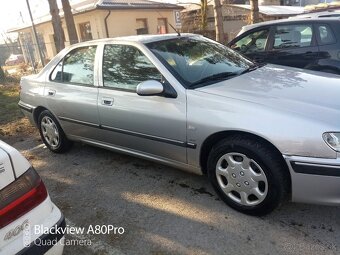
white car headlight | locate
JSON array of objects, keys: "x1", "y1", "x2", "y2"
[{"x1": 323, "y1": 132, "x2": 340, "y2": 152}]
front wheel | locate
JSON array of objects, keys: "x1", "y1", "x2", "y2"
[
  {"x1": 38, "y1": 110, "x2": 72, "y2": 153},
  {"x1": 207, "y1": 136, "x2": 289, "y2": 216}
]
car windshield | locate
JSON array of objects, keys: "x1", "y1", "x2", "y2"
[{"x1": 146, "y1": 36, "x2": 253, "y2": 88}]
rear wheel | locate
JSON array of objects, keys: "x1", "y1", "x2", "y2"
[
  {"x1": 207, "y1": 135, "x2": 289, "y2": 216},
  {"x1": 38, "y1": 110, "x2": 72, "y2": 153}
]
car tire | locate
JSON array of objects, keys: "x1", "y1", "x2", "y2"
[
  {"x1": 207, "y1": 135, "x2": 289, "y2": 216},
  {"x1": 38, "y1": 110, "x2": 72, "y2": 153}
]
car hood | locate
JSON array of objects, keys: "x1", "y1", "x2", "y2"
[{"x1": 196, "y1": 64, "x2": 340, "y2": 125}]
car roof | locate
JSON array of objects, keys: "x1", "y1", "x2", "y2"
[
  {"x1": 238, "y1": 17, "x2": 340, "y2": 35},
  {"x1": 70, "y1": 33, "x2": 201, "y2": 47},
  {"x1": 290, "y1": 9, "x2": 340, "y2": 19}
]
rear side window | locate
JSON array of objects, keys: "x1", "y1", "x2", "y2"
[
  {"x1": 102, "y1": 44, "x2": 161, "y2": 92},
  {"x1": 317, "y1": 24, "x2": 336, "y2": 45},
  {"x1": 273, "y1": 24, "x2": 313, "y2": 49},
  {"x1": 50, "y1": 46, "x2": 97, "y2": 86}
]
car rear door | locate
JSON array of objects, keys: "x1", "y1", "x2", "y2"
[
  {"x1": 266, "y1": 22, "x2": 319, "y2": 69},
  {"x1": 314, "y1": 21, "x2": 340, "y2": 74},
  {"x1": 44, "y1": 45, "x2": 100, "y2": 139},
  {"x1": 96, "y1": 43, "x2": 187, "y2": 163}
]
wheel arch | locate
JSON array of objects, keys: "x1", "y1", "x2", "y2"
[
  {"x1": 200, "y1": 130, "x2": 291, "y2": 185},
  {"x1": 33, "y1": 106, "x2": 59, "y2": 126}
]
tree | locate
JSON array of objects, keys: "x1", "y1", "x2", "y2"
[
  {"x1": 213, "y1": 0, "x2": 224, "y2": 42},
  {"x1": 0, "y1": 66, "x2": 5, "y2": 81},
  {"x1": 200, "y1": 0, "x2": 208, "y2": 32},
  {"x1": 61, "y1": 0, "x2": 79, "y2": 44},
  {"x1": 250, "y1": 0, "x2": 260, "y2": 24},
  {"x1": 47, "y1": 0, "x2": 65, "y2": 52}
]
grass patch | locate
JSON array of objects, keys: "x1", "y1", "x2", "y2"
[
  {"x1": 0, "y1": 83, "x2": 37, "y2": 144},
  {"x1": 0, "y1": 84, "x2": 23, "y2": 124}
]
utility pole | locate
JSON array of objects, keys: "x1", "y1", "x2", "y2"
[
  {"x1": 20, "y1": 12, "x2": 36, "y2": 73},
  {"x1": 26, "y1": 0, "x2": 45, "y2": 67}
]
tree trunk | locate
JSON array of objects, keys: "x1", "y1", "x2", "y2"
[
  {"x1": 250, "y1": 0, "x2": 260, "y2": 24},
  {"x1": 213, "y1": 0, "x2": 224, "y2": 42},
  {"x1": 61, "y1": 0, "x2": 79, "y2": 44},
  {"x1": 200, "y1": 0, "x2": 208, "y2": 32},
  {"x1": 47, "y1": 0, "x2": 65, "y2": 52},
  {"x1": 0, "y1": 66, "x2": 5, "y2": 81}
]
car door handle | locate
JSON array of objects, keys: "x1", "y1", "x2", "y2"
[
  {"x1": 101, "y1": 97, "x2": 113, "y2": 106},
  {"x1": 305, "y1": 51, "x2": 316, "y2": 56},
  {"x1": 47, "y1": 89, "x2": 56, "y2": 96}
]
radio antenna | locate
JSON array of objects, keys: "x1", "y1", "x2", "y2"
[
  {"x1": 157, "y1": 11, "x2": 181, "y2": 36},
  {"x1": 169, "y1": 23, "x2": 181, "y2": 36}
]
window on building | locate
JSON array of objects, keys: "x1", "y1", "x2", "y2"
[
  {"x1": 50, "y1": 46, "x2": 97, "y2": 85},
  {"x1": 157, "y1": 18, "x2": 168, "y2": 34},
  {"x1": 79, "y1": 22, "x2": 93, "y2": 42},
  {"x1": 136, "y1": 18, "x2": 148, "y2": 35},
  {"x1": 102, "y1": 44, "x2": 162, "y2": 92},
  {"x1": 317, "y1": 24, "x2": 336, "y2": 45},
  {"x1": 230, "y1": 29, "x2": 269, "y2": 54},
  {"x1": 273, "y1": 24, "x2": 313, "y2": 49}
]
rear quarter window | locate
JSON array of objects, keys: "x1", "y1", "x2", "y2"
[{"x1": 316, "y1": 24, "x2": 336, "y2": 45}]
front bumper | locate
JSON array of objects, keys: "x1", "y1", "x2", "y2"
[
  {"x1": 284, "y1": 155, "x2": 340, "y2": 205},
  {"x1": 16, "y1": 215, "x2": 66, "y2": 255}
]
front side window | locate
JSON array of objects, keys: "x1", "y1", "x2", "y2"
[
  {"x1": 102, "y1": 44, "x2": 162, "y2": 91},
  {"x1": 317, "y1": 24, "x2": 336, "y2": 45},
  {"x1": 50, "y1": 46, "x2": 97, "y2": 85},
  {"x1": 273, "y1": 24, "x2": 313, "y2": 49},
  {"x1": 147, "y1": 36, "x2": 252, "y2": 88},
  {"x1": 231, "y1": 29, "x2": 269, "y2": 54}
]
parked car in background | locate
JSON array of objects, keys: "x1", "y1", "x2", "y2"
[
  {"x1": 228, "y1": 18, "x2": 340, "y2": 75},
  {"x1": 19, "y1": 34, "x2": 340, "y2": 215},
  {"x1": 5, "y1": 54, "x2": 24, "y2": 66},
  {"x1": 289, "y1": 9, "x2": 340, "y2": 19},
  {"x1": 0, "y1": 140, "x2": 65, "y2": 254}
]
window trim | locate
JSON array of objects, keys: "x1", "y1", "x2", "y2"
[
  {"x1": 101, "y1": 43, "x2": 163, "y2": 93},
  {"x1": 269, "y1": 23, "x2": 317, "y2": 51},
  {"x1": 49, "y1": 45, "x2": 97, "y2": 87}
]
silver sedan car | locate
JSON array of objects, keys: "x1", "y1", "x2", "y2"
[{"x1": 19, "y1": 34, "x2": 340, "y2": 215}]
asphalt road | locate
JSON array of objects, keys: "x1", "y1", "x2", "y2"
[{"x1": 12, "y1": 136, "x2": 340, "y2": 255}]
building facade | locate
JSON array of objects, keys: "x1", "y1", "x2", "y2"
[{"x1": 9, "y1": 0, "x2": 183, "y2": 64}]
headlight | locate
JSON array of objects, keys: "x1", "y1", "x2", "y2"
[{"x1": 323, "y1": 132, "x2": 340, "y2": 152}]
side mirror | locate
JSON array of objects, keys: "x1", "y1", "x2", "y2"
[{"x1": 136, "y1": 80, "x2": 164, "y2": 96}]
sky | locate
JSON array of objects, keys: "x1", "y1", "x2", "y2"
[{"x1": 0, "y1": 0, "x2": 199, "y2": 42}]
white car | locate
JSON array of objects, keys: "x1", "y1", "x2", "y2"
[{"x1": 0, "y1": 141, "x2": 64, "y2": 255}]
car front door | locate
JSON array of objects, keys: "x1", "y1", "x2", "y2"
[
  {"x1": 266, "y1": 23, "x2": 319, "y2": 69},
  {"x1": 229, "y1": 27, "x2": 271, "y2": 63},
  {"x1": 96, "y1": 43, "x2": 187, "y2": 163},
  {"x1": 45, "y1": 45, "x2": 100, "y2": 139}
]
